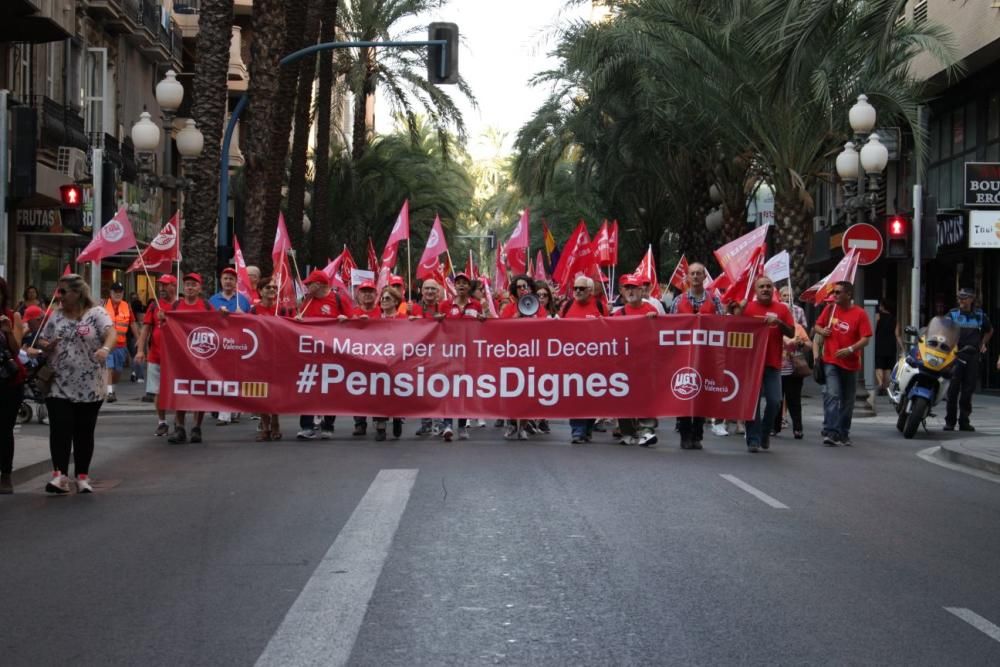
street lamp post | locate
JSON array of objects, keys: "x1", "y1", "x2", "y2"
[{"x1": 836, "y1": 94, "x2": 890, "y2": 414}]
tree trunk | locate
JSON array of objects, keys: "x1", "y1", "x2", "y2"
[
  {"x1": 183, "y1": 0, "x2": 234, "y2": 289},
  {"x1": 242, "y1": 0, "x2": 287, "y2": 272},
  {"x1": 311, "y1": 0, "x2": 338, "y2": 267},
  {"x1": 286, "y1": 0, "x2": 322, "y2": 268},
  {"x1": 258, "y1": 0, "x2": 310, "y2": 275},
  {"x1": 350, "y1": 47, "x2": 376, "y2": 161},
  {"x1": 773, "y1": 193, "x2": 813, "y2": 295}
]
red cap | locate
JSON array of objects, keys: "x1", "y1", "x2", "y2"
[
  {"x1": 183, "y1": 272, "x2": 203, "y2": 284},
  {"x1": 389, "y1": 275, "x2": 405, "y2": 286},
  {"x1": 620, "y1": 274, "x2": 642, "y2": 287},
  {"x1": 22, "y1": 305, "x2": 44, "y2": 320},
  {"x1": 220, "y1": 267, "x2": 238, "y2": 277},
  {"x1": 453, "y1": 272, "x2": 471, "y2": 282},
  {"x1": 157, "y1": 275, "x2": 177, "y2": 285},
  {"x1": 303, "y1": 269, "x2": 330, "y2": 285},
  {"x1": 358, "y1": 280, "x2": 376, "y2": 291}
]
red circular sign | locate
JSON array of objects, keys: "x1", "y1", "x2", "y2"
[{"x1": 842, "y1": 223, "x2": 884, "y2": 266}]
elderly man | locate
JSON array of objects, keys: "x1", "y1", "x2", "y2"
[
  {"x1": 135, "y1": 275, "x2": 179, "y2": 436},
  {"x1": 561, "y1": 276, "x2": 605, "y2": 443},
  {"x1": 103, "y1": 282, "x2": 141, "y2": 403},
  {"x1": 246, "y1": 265, "x2": 262, "y2": 305},
  {"x1": 614, "y1": 275, "x2": 658, "y2": 446},
  {"x1": 297, "y1": 270, "x2": 349, "y2": 440},
  {"x1": 168, "y1": 274, "x2": 213, "y2": 444}
]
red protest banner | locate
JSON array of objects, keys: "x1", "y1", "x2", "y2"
[{"x1": 160, "y1": 314, "x2": 768, "y2": 419}]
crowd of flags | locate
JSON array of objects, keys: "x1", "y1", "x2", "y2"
[{"x1": 68, "y1": 199, "x2": 860, "y2": 310}]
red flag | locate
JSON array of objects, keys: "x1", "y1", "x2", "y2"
[
  {"x1": 720, "y1": 244, "x2": 766, "y2": 305},
  {"x1": 552, "y1": 221, "x2": 590, "y2": 285},
  {"x1": 532, "y1": 250, "x2": 548, "y2": 283},
  {"x1": 668, "y1": 255, "x2": 689, "y2": 292},
  {"x1": 77, "y1": 206, "x2": 137, "y2": 264},
  {"x1": 506, "y1": 209, "x2": 530, "y2": 274},
  {"x1": 62, "y1": 264, "x2": 72, "y2": 276},
  {"x1": 632, "y1": 245, "x2": 661, "y2": 298},
  {"x1": 416, "y1": 215, "x2": 449, "y2": 280},
  {"x1": 367, "y1": 237, "x2": 379, "y2": 272},
  {"x1": 801, "y1": 248, "x2": 860, "y2": 304},
  {"x1": 714, "y1": 224, "x2": 770, "y2": 283},
  {"x1": 272, "y1": 212, "x2": 292, "y2": 269},
  {"x1": 232, "y1": 236, "x2": 257, "y2": 304},
  {"x1": 127, "y1": 213, "x2": 180, "y2": 274},
  {"x1": 591, "y1": 220, "x2": 612, "y2": 267},
  {"x1": 481, "y1": 277, "x2": 499, "y2": 318},
  {"x1": 379, "y1": 200, "x2": 410, "y2": 269},
  {"x1": 494, "y1": 241, "x2": 509, "y2": 292},
  {"x1": 608, "y1": 220, "x2": 620, "y2": 266},
  {"x1": 272, "y1": 253, "x2": 298, "y2": 312}
]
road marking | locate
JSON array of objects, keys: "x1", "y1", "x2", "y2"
[
  {"x1": 255, "y1": 469, "x2": 418, "y2": 667},
  {"x1": 945, "y1": 607, "x2": 1000, "y2": 643},
  {"x1": 719, "y1": 474, "x2": 789, "y2": 509},
  {"x1": 917, "y1": 447, "x2": 1000, "y2": 485}
]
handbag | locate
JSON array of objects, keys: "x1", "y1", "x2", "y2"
[
  {"x1": 792, "y1": 353, "x2": 812, "y2": 378},
  {"x1": 34, "y1": 363, "x2": 55, "y2": 398}
]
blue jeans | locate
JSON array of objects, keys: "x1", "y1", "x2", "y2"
[
  {"x1": 569, "y1": 418, "x2": 595, "y2": 439},
  {"x1": 822, "y1": 364, "x2": 857, "y2": 439},
  {"x1": 745, "y1": 367, "x2": 782, "y2": 448}
]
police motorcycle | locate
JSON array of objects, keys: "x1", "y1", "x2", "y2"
[{"x1": 888, "y1": 316, "x2": 973, "y2": 439}]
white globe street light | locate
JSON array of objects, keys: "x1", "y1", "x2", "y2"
[
  {"x1": 155, "y1": 70, "x2": 185, "y2": 114},
  {"x1": 176, "y1": 119, "x2": 204, "y2": 158},
  {"x1": 859, "y1": 133, "x2": 889, "y2": 175},
  {"x1": 705, "y1": 208, "x2": 723, "y2": 233},
  {"x1": 849, "y1": 94, "x2": 876, "y2": 134},
  {"x1": 835, "y1": 141, "x2": 859, "y2": 180},
  {"x1": 131, "y1": 111, "x2": 161, "y2": 152}
]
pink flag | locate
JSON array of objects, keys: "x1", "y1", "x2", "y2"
[
  {"x1": 532, "y1": 250, "x2": 548, "y2": 283},
  {"x1": 232, "y1": 236, "x2": 257, "y2": 304},
  {"x1": 464, "y1": 248, "x2": 478, "y2": 281},
  {"x1": 380, "y1": 200, "x2": 410, "y2": 269},
  {"x1": 505, "y1": 209, "x2": 530, "y2": 274},
  {"x1": 416, "y1": 215, "x2": 449, "y2": 280},
  {"x1": 366, "y1": 237, "x2": 379, "y2": 272},
  {"x1": 592, "y1": 220, "x2": 613, "y2": 267},
  {"x1": 127, "y1": 213, "x2": 180, "y2": 274},
  {"x1": 714, "y1": 224, "x2": 770, "y2": 283},
  {"x1": 62, "y1": 264, "x2": 72, "y2": 276},
  {"x1": 801, "y1": 248, "x2": 860, "y2": 304},
  {"x1": 608, "y1": 220, "x2": 620, "y2": 266},
  {"x1": 272, "y1": 212, "x2": 292, "y2": 269},
  {"x1": 552, "y1": 221, "x2": 590, "y2": 285},
  {"x1": 77, "y1": 206, "x2": 137, "y2": 264},
  {"x1": 494, "y1": 241, "x2": 509, "y2": 292},
  {"x1": 721, "y1": 244, "x2": 766, "y2": 305}
]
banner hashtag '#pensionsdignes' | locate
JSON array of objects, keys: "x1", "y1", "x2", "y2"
[{"x1": 296, "y1": 364, "x2": 320, "y2": 393}]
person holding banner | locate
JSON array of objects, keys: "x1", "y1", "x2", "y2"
[
  {"x1": 209, "y1": 267, "x2": 251, "y2": 313},
  {"x1": 135, "y1": 275, "x2": 178, "y2": 436},
  {"x1": 562, "y1": 276, "x2": 604, "y2": 443},
  {"x1": 441, "y1": 273, "x2": 484, "y2": 321},
  {"x1": 740, "y1": 276, "x2": 795, "y2": 453},
  {"x1": 350, "y1": 281, "x2": 382, "y2": 437},
  {"x1": 295, "y1": 270, "x2": 348, "y2": 441},
  {"x1": 249, "y1": 277, "x2": 286, "y2": 440},
  {"x1": 410, "y1": 279, "x2": 445, "y2": 437},
  {"x1": 814, "y1": 281, "x2": 872, "y2": 447},
  {"x1": 167, "y1": 274, "x2": 214, "y2": 445},
  {"x1": 614, "y1": 275, "x2": 659, "y2": 446},
  {"x1": 35, "y1": 274, "x2": 118, "y2": 493},
  {"x1": 669, "y1": 263, "x2": 724, "y2": 448},
  {"x1": 370, "y1": 286, "x2": 406, "y2": 441}
]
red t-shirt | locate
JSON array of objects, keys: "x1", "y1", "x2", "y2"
[
  {"x1": 353, "y1": 305, "x2": 382, "y2": 319},
  {"x1": 142, "y1": 300, "x2": 178, "y2": 365},
  {"x1": 250, "y1": 303, "x2": 292, "y2": 317},
  {"x1": 817, "y1": 304, "x2": 873, "y2": 371},
  {"x1": 440, "y1": 298, "x2": 482, "y2": 319},
  {"x1": 562, "y1": 299, "x2": 603, "y2": 319},
  {"x1": 742, "y1": 300, "x2": 794, "y2": 369},
  {"x1": 499, "y1": 301, "x2": 548, "y2": 319},
  {"x1": 410, "y1": 302, "x2": 443, "y2": 319},
  {"x1": 301, "y1": 292, "x2": 344, "y2": 318},
  {"x1": 614, "y1": 302, "x2": 659, "y2": 317}
]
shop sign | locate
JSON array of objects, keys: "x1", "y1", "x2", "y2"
[
  {"x1": 937, "y1": 212, "x2": 965, "y2": 249},
  {"x1": 16, "y1": 208, "x2": 64, "y2": 232},
  {"x1": 968, "y1": 210, "x2": 1000, "y2": 249},
  {"x1": 964, "y1": 162, "x2": 1000, "y2": 207}
]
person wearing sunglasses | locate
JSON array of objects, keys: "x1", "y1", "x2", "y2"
[
  {"x1": 249, "y1": 277, "x2": 290, "y2": 441},
  {"x1": 813, "y1": 281, "x2": 872, "y2": 447},
  {"x1": 560, "y1": 276, "x2": 605, "y2": 443}
]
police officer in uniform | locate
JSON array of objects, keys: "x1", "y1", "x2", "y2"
[{"x1": 945, "y1": 287, "x2": 993, "y2": 431}]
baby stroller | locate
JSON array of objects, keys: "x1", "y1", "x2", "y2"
[{"x1": 17, "y1": 360, "x2": 49, "y2": 425}]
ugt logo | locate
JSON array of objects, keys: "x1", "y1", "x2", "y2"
[
  {"x1": 671, "y1": 367, "x2": 702, "y2": 401},
  {"x1": 187, "y1": 327, "x2": 220, "y2": 359}
]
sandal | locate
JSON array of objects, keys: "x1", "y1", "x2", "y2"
[
  {"x1": 270, "y1": 430, "x2": 282, "y2": 441},
  {"x1": 256, "y1": 430, "x2": 271, "y2": 442}
]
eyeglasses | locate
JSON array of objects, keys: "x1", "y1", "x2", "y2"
[
  {"x1": 516, "y1": 283, "x2": 530, "y2": 289},
  {"x1": 56, "y1": 288, "x2": 67, "y2": 295},
  {"x1": 537, "y1": 293, "x2": 550, "y2": 299},
  {"x1": 831, "y1": 290, "x2": 843, "y2": 295},
  {"x1": 380, "y1": 296, "x2": 396, "y2": 302},
  {"x1": 573, "y1": 286, "x2": 589, "y2": 292}
]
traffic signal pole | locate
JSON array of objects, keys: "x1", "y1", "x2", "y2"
[{"x1": 911, "y1": 183, "x2": 922, "y2": 327}]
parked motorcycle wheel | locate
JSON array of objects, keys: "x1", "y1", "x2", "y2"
[
  {"x1": 896, "y1": 407, "x2": 907, "y2": 433},
  {"x1": 17, "y1": 402, "x2": 32, "y2": 425},
  {"x1": 36, "y1": 403, "x2": 47, "y2": 424},
  {"x1": 903, "y1": 397, "x2": 928, "y2": 439}
]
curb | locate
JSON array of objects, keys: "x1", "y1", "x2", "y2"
[{"x1": 938, "y1": 441, "x2": 1000, "y2": 476}]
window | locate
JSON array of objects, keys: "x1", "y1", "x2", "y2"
[
  {"x1": 989, "y1": 94, "x2": 999, "y2": 141},
  {"x1": 964, "y1": 102, "x2": 977, "y2": 150}
]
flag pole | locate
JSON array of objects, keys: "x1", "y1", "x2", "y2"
[
  {"x1": 29, "y1": 290, "x2": 63, "y2": 349},
  {"x1": 274, "y1": 264, "x2": 283, "y2": 316},
  {"x1": 134, "y1": 243, "x2": 162, "y2": 311},
  {"x1": 406, "y1": 238, "x2": 412, "y2": 307}
]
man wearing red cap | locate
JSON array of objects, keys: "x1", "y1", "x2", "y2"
[
  {"x1": 353, "y1": 281, "x2": 380, "y2": 319},
  {"x1": 167, "y1": 273, "x2": 214, "y2": 444},
  {"x1": 296, "y1": 270, "x2": 349, "y2": 440},
  {"x1": 440, "y1": 273, "x2": 483, "y2": 320},
  {"x1": 135, "y1": 275, "x2": 178, "y2": 436},
  {"x1": 209, "y1": 267, "x2": 251, "y2": 313}
]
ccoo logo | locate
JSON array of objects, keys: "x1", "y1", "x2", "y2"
[
  {"x1": 671, "y1": 367, "x2": 702, "y2": 400},
  {"x1": 187, "y1": 327, "x2": 220, "y2": 359}
]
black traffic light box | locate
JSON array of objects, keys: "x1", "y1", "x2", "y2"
[
  {"x1": 427, "y1": 23, "x2": 459, "y2": 85},
  {"x1": 885, "y1": 214, "x2": 910, "y2": 259}
]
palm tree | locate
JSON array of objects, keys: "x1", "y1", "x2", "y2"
[
  {"x1": 311, "y1": 0, "x2": 341, "y2": 267},
  {"x1": 183, "y1": 0, "x2": 235, "y2": 285}
]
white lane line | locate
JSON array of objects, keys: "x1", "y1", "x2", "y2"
[
  {"x1": 719, "y1": 474, "x2": 789, "y2": 509},
  {"x1": 945, "y1": 607, "x2": 1000, "y2": 643},
  {"x1": 255, "y1": 469, "x2": 418, "y2": 667},
  {"x1": 917, "y1": 447, "x2": 1000, "y2": 485}
]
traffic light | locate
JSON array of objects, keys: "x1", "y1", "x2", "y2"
[
  {"x1": 427, "y1": 22, "x2": 459, "y2": 85},
  {"x1": 60, "y1": 183, "x2": 83, "y2": 207},
  {"x1": 885, "y1": 214, "x2": 910, "y2": 259}
]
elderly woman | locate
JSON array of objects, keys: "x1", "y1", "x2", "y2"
[
  {"x1": 36, "y1": 274, "x2": 117, "y2": 494},
  {"x1": 372, "y1": 286, "x2": 406, "y2": 441}
]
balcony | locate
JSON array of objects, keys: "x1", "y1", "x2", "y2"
[
  {"x1": 172, "y1": 0, "x2": 199, "y2": 40},
  {"x1": 89, "y1": 132, "x2": 123, "y2": 172},
  {"x1": 31, "y1": 96, "x2": 90, "y2": 156},
  {"x1": 234, "y1": 0, "x2": 252, "y2": 16},
  {"x1": 0, "y1": 0, "x2": 75, "y2": 43}
]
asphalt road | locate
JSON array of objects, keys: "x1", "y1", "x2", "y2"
[{"x1": 1, "y1": 409, "x2": 999, "y2": 666}]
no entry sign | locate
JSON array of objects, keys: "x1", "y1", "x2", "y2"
[{"x1": 842, "y1": 223, "x2": 883, "y2": 265}]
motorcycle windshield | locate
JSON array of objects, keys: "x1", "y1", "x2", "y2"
[{"x1": 924, "y1": 316, "x2": 959, "y2": 353}]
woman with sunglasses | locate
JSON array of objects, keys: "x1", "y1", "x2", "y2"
[
  {"x1": 36, "y1": 274, "x2": 117, "y2": 494},
  {"x1": 249, "y1": 277, "x2": 289, "y2": 440},
  {"x1": 371, "y1": 286, "x2": 406, "y2": 441}
]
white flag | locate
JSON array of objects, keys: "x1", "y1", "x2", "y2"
[{"x1": 764, "y1": 250, "x2": 790, "y2": 283}]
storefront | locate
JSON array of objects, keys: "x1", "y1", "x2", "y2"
[{"x1": 12, "y1": 204, "x2": 91, "y2": 304}]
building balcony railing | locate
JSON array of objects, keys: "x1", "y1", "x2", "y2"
[{"x1": 30, "y1": 95, "x2": 89, "y2": 154}]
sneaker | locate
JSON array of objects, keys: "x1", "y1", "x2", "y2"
[
  {"x1": 431, "y1": 426, "x2": 442, "y2": 437},
  {"x1": 691, "y1": 439, "x2": 703, "y2": 450},
  {"x1": 943, "y1": 424, "x2": 955, "y2": 432},
  {"x1": 232, "y1": 414, "x2": 241, "y2": 423},
  {"x1": 442, "y1": 427, "x2": 454, "y2": 442},
  {"x1": 517, "y1": 429, "x2": 529, "y2": 441},
  {"x1": 637, "y1": 433, "x2": 658, "y2": 447},
  {"x1": 415, "y1": 425, "x2": 432, "y2": 437},
  {"x1": 190, "y1": 427, "x2": 202, "y2": 444},
  {"x1": 141, "y1": 393, "x2": 155, "y2": 403},
  {"x1": 618, "y1": 436, "x2": 636, "y2": 446},
  {"x1": 46, "y1": 472, "x2": 70, "y2": 494},
  {"x1": 680, "y1": 438, "x2": 693, "y2": 450},
  {"x1": 822, "y1": 435, "x2": 838, "y2": 447},
  {"x1": 959, "y1": 423, "x2": 976, "y2": 432},
  {"x1": 712, "y1": 423, "x2": 728, "y2": 436},
  {"x1": 320, "y1": 430, "x2": 334, "y2": 440},
  {"x1": 840, "y1": 436, "x2": 852, "y2": 447},
  {"x1": 494, "y1": 419, "x2": 504, "y2": 428},
  {"x1": 504, "y1": 424, "x2": 518, "y2": 440},
  {"x1": 375, "y1": 428, "x2": 387, "y2": 442},
  {"x1": 106, "y1": 392, "x2": 117, "y2": 404},
  {"x1": 168, "y1": 427, "x2": 187, "y2": 444},
  {"x1": 538, "y1": 420, "x2": 551, "y2": 434},
  {"x1": 155, "y1": 422, "x2": 169, "y2": 437},
  {"x1": 458, "y1": 427, "x2": 470, "y2": 441},
  {"x1": 130, "y1": 372, "x2": 137, "y2": 382},
  {"x1": 296, "y1": 429, "x2": 319, "y2": 440},
  {"x1": 571, "y1": 435, "x2": 585, "y2": 444},
  {"x1": 392, "y1": 420, "x2": 403, "y2": 438},
  {"x1": 747, "y1": 444, "x2": 760, "y2": 453},
  {"x1": 760, "y1": 440, "x2": 770, "y2": 450},
  {"x1": 76, "y1": 476, "x2": 94, "y2": 494},
  {"x1": 216, "y1": 418, "x2": 231, "y2": 426},
  {"x1": 477, "y1": 419, "x2": 487, "y2": 428},
  {"x1": 353, "y1": 423, "x2": 367, "y2": 436}
]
